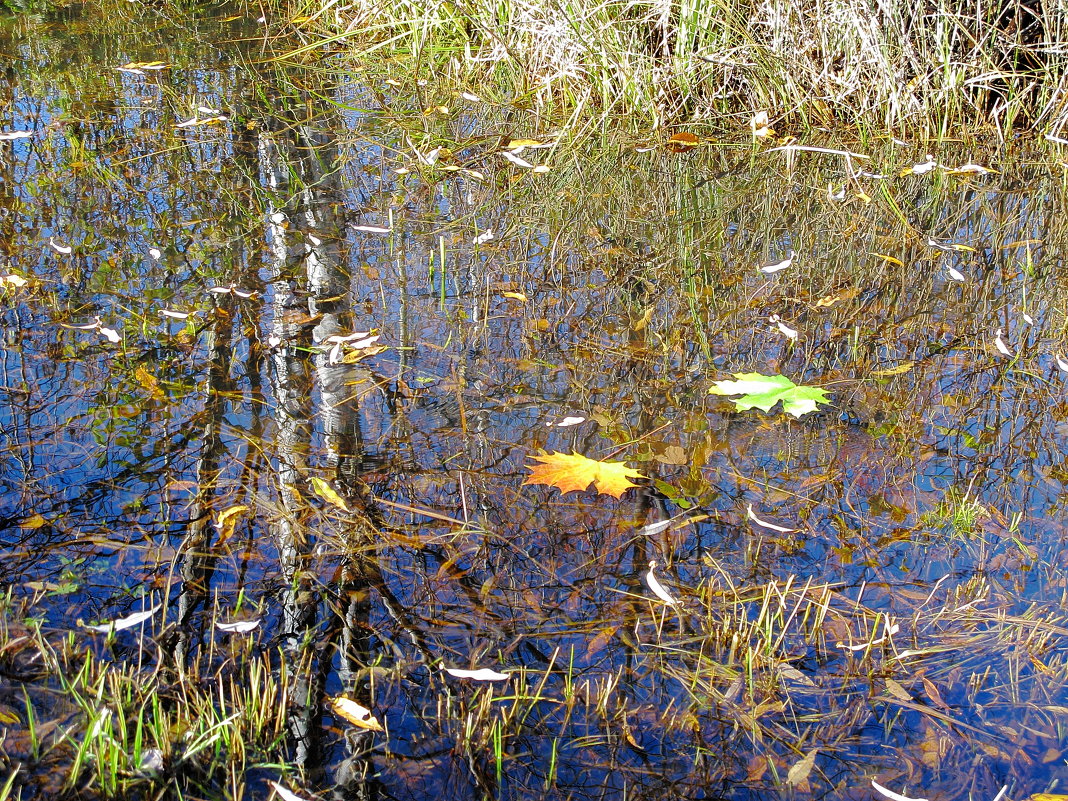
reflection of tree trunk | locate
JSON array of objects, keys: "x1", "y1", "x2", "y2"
[{"x1": 168, "y1": 307, "x2": 232, "y2": 672}]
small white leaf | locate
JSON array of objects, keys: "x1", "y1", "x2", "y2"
[
  {"x1": 461, "y1": 92, "x2": 481, "y2": 101},
  {"x1": 746, "y1": 504, "x2": 797, "y2": 533},
  {"x1": 352, "y1": 225, "x2": 391, "y2": 234},
  {"x1": 645, "y1": 560, "x2": 678, "y2": 605},
  {"x1": 994, "y1": 328, "x2": 1012, "y2": 357},
  {"x1": 416, "y1": 147, "x2": 441, "y2": 165},
  {"x1": 148, "y1": 248, "x2": 162, "y2": 259},
  {"x1": 1057, "y1": 354, "x2": 1068, "y2": 372},
  {"x1": 474, "y1": 230, "x2": 495, "y2": 245},
  {"x1": 270, "y1": 212, "x2": 287, "y2": 225},
  {"x1": 639, "y1": 520, "x2": 673, "y2": 536},
  {"x1": 308, "y1": 234, "x2": 322, "y2": 246},
  {"x1": 871, "y1": 780, "x2": 928, "y2": 801},
  {"x1": 268, "y1": 335, "x2": 283, "y2": 348},
  {"x1": 556, "y1": 416, "x2": 586, "y2": 427},
  {"x1": 99, "y1": 327, "x2": 121, "y2": 343},
  {"x1": 1023, "y1": 313, "x2": 1034, "y2": 325},
  {"x1": 769, "y1": 314, "x2": 798, "y2": 340},
  {"x1": 269, "y1": 781, "x2": 311, "y2": 801},
  {"x1": 443, "y1": 667, "x2": 511, "y2": 681},
  {"x1": 208, "y1": 286, "x2": 231, "y2": 295},
  {"x1": 0, "y1": 131, "x2": 32, "y2": 141},
  {"x1": 215, "y1": 619, "x2": 260, "y2": 633},
  {"x1": 908, "y1": 155, "x2": 938, "y2": 175},
  {"x1": 500, "y1": 150, "x2": 534, "y2": 169},
  {"x1": 159, "y1": 309, "x2": 191, "y2": 320},
  {"x1": 951, "y1": 163, "x2": 992, "y2": 174},
  {"x1": 81, "y1": 604, "x2": 160, "y2": 633},
  {"x1": 48, "y1": 237, "x2": 72, "y2": 254},
  {"x1": 759, "y1": 251, "x2": 794, "y2": 273},
  {"x1": 232, "y1": 288, "x2": 256, "y2": 299},
  {"x1": 946, "y1": 266, "x2": 965, "y2": 282}
]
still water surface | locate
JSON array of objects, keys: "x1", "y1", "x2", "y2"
[{"x1": 2, "y1": 4, "x2": 1068, "y2": 799}]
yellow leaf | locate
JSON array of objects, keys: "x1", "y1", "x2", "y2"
[
  {"x1": 665, "y1": 132, "x2": 700, "y2": 152},
  {"x1": 22, "y1": 514, "x2": 46, "y2": 529},
  {"x1": 872, "y1": 253, "x2": 904, "y2": 266},
  {"x1": 786, "y1": 748, "x2": 817, "y2": 786},
  {"x1": 815, "y1": 295, "x2": 840, "y2": 308},
  {"x1": 524, "y1": 451, "x2": 645, "y2": 498},
  {"x1": 872, "y1": 361, "x2": 914, "y2": 377},
  {"x1": 328, "y1": 696, "x2": 384, "y2": 731},
  {"x1": 215, "y1": 504, "x2": 250, "y2": 544},
  {"x1": 310, "y1": 477, "x2": 351, "y2": 511},
  {"x1": 506, "y1": 138, "x2": 543, "y2": 149},
  {"x1": 501, "y1": 291, "x2": 528, "y2": 302},
  {"x1": 134, "y1": 365, "x2": 165, "y2": 401}
]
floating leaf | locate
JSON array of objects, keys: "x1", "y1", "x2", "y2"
[
  {"x1": 80, "y1": 604, "x2": 161, "y2": 633},
  {"x1": 500, "y1": 150, "x2": 534, "y2": 168},
  {"x1": 759, "y1": 251, "x2": 794, "y2": 273},
  {"x1": 214, "y1": 504, "x2": 250, "y2": 543},
  {"x1": 443, "y1": 667, "x2": 510, "y2": 681},
  {"x1": 946, "y1": 266, "x2": 965, "y2": 282},
  {"x1": 746, "y1": 504, "x2": 797, "y2": 533},
  {"x1": 310, "y1": 477, "x2": 350, "y2": 511},
  {"x1": 553, "y1": 416, "x2": 585, "y2": 427},
  {"x1": 216, "y1": 619, "x2": 260, "y2": 633},
  {"x1": 524, "y1": 451, "x2": 644, "y2": 498},
  {"x1": 48, "y1": 237, "x2": 72, "y2": 254},
  {"x1": 645, "y1": 560, "x2": 678, "y2": 604},
  {"x1": 501, "y1": 291, "x2": 527, "y2": 302},
  {"x1": 749, "y1": 111, "x2": 774, "y2": 138},
  {"x1": 0, "y1": 131, "x2": 32, "y2": 141},
  {"x1": 709, "y1": 373, "x2": 830, "y2": 418},
  {"x1": 328, "y1": 696, "x2": 383, "y2": 731},
  {"x1": 871, "y1": 780, "x2": 928, "y2": 801},
  {"x1": 787, "y1": 748, "x2": 817, "y2": 786},
  {"x1": 474, "y1": 230, "x2": 495, "y2": 245},
  {"x1": 665, "y1": 132, "x2": 700, "y2": 152},
  {"x1": 871, "y1": 361, "x2": 914, "y2": 377},
  {"x1": 269, "y1": 780, "x2": 311, "y2": 801},
  {"x1": 994, "y1": 328, "x2": 1013, "y2": 357},
  {"x1": 134, "y1": 365, "x2": 165, "y2": 401}
]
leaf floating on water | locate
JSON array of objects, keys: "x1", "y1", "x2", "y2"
[
  {"x1": 80, "y1": 604, "x2": 161, "y2": 633},
  {"x1": 474, "y1": 230, "x2": 495, "y2": 245},
  {"x1": 665, "y1": 131, "x2": 701, "y2": 152},
  {"x1": 871, "y1": 779, "x2": 928, "y2": 801},
  {"x1": 148, "y1": 248, "x2": 162, "y2": 259},
  {"x1": 749, "y1": 110, "x2": 774, "y2": 138},
  {"x1": 501, "y1": 291, "x2": 527, "y2": 302},
  {"x1": 310, "y1": 477, "x2": 350, "y2": 512},
  {"x1": 0, "y1": 130, "x2": 32, "y2": 141},
  {"x1": 645, "y1": 560, "x2": 678, "y2": 605},
  {"x1": 443, "y1": 667, "x2": 510, "y2": 681},
  {"x1": 215, "y1": 619, "x2": 261, "y2": 633},
  {"x1": 159, "y1": 309, "x2": 192, "y2": 320},
  {"x1": 460, "y1": 92, "x2": 481, "y2": 102},
  {"x1": 759, "y1": 251, "x2": 794, "y2": 273},
  {"x1": 746, "y1": 504, "x2": 797, "y2": 533},
  {"x1": 524, "y1": 451, "x2": 645, "y2": 498},
  {"x1": 769, "y1": 314, "x2": 798, "y2": 340},
  {"x1": 815, "y1": 294, "x2": 840, "y2": 308},
  {"x1": 946, "y1": 266, "x2": 965, "y2": 282},
  {"x1": 709, "y1": 373, "x2": 831, "y2": 418},
  {"x1": 351, "y1": 225, "x2": 391, "y2": 234},
  {"x1": 115, "y1": 61, "x2": 169, "y2": 74},
  {"x1": 214, "y1": 504, "x2": 250, "y2": 542},
  {"x1": 505, "y1": 138, "x2": 545, "y2": 151},
  {"x1": 871, "y1": 361, "x2": 914, "y2": 377},
  {"x1": 1023, "y1": 313, "x2": 1035, "y2": 325},
  {"x1": 786, "y1": 748, "x2": 817, "y2": 786},
  {"x1": 269, "y1": 780, "x2": 311, "y2": 801},
  {"x1": 2, "y1": 274, "x2": 28, "y2": 288},
  {"x1": 554, "y1": 416, "x2": 586, "y2": 427},
  {"x1": 994, "y1": 328, "x2": 1013, "y2": 357},
  {"x1": 947, "y1": 162, "x2": 995, "y2": 175},
  {"x1": 48, "y1": 237, "x2": 72, "y2": 254},
  {"x1": 98, "y1": 326, "x2": 121, "y2": 344},
  {"x1": 328, "y1": 696, "x2": 384, "y2": 731},
  {"x1": 902, "y1": 154, "x2": 938, "y2": 175},
  {"x1": 1057, "y1": 355, "x2": 1068, "y2": 372},
  {"x1": 500, "y1": 150, "x2": 535, "y2": 169}
]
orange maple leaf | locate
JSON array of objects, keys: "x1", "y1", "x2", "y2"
[{"x1": 523, "y1": 451, "x2": 645, "y2": 498}]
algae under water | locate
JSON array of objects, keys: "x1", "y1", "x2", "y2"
[{"x1": 1, "y1": 4, "x2": 1068, "y2": 800}]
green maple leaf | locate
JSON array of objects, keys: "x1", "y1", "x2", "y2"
[{"x1": 709, "y1": 373, "x2": 830, "y2": 418}]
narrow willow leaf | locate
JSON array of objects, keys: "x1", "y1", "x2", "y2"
[
  {"x1": 746, "y1": 504, "x2": 797, "y2": 533},
  {"x1": 81, "y1": 604, "x2": 161, "y2": 633},
  {"x1": 645, "y1": 560, "x2": 677, "y2": 605},
  {"x1": 871, "y1": 780, "x2": 928, "y2": 801},
  {"x1": 946, "y1": 266, "x2": 965, "y2": 282},
  {"x1": 48, "y1": 238, "x2": 72, "y2": 254},
  {"x1": 759, "y1": 252, "x2": 793, "y2": 273},
  {"x1": 269, "y1": 781, "x2": 310, "y2": 801},
  {"x1": 216, "y1": 620, "x2": 260, "y2": 633},
  {"x1": 994, "y1": 328, "x2": 1012, "y2": 357},
  {"x1": 443, "y1": 667, "x2": 510, "y2": 681}
]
